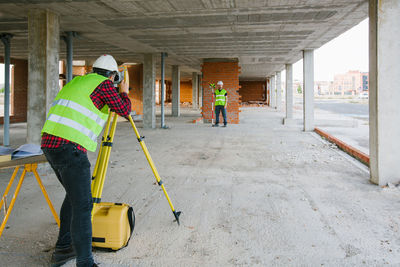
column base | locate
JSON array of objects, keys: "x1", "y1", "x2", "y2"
[{"x1": 283, "y1": 118, "x2": 296, "y2": 125}]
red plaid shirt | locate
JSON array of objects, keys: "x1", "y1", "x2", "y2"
[{"x1": 41, "y1": 79, "x2": 131, "y2": 153}]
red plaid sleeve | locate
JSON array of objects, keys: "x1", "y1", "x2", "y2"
[{"x1": 91, "y1": 79, "x2": 131, "y2": 118}]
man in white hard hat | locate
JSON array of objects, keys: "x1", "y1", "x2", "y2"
[
  {"x1": 212, "y1": 80, "x2": 228, "y2": 127},
  {"x1": 41, "y1": 54, "x2": 131, "y2": 267}
]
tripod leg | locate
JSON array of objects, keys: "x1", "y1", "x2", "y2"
[
  {"x1": 127, "y1": 116, "x2": 181, "y2": 225},
  {"x1": 92, "y1": 112, "x2": 118, "y2": 203},
  {"x1": 96, "y1": 113, "x2": 118, "y2": 201},
  {"x1": 92, "y1": 112, "x2": 117, "y2": 221},
  {"x1": 91, "y1": 113, "x2": 113, "y2": 192}
]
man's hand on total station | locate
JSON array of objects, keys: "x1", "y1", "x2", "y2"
[{"x1": 119, "y1": 80, "x2": 129, "y2": 94}]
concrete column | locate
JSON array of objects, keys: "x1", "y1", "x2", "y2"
[
  {"x1": 266, "y1": 77, "x2": 270, "y2": 105},
  {"x1": 303, "y1": 50, "x2": 314, "y2": 131},
  {"x1": 285, "y1": 64, "x2": 293, "y2": 122},
  {"x1": 160, "y1": 52, "x2": 167, "y2": 128},
  {"x1": 0, "y1": 33, "x2": 12, "y2": 146},
  {"x1": 198, "y1": 74, "x2": 203, "y2": 108},
  {"x1": 172, "y1": 65, "x2": 180, "y2": 117},
  {"x1": 276, "y1": 71, "x2": 282, "y2": 110},
  {"x1": 270, "y1": 75, "x2": 276, "y2": 108},
  {"x1": 27, "y1": 10, "x2": 59, "y2": 144},
  {"x1": 143, "y1": 54, "x2": 156, "y2": 128},
  {"x1": 192, "y1": 72, "x2": 198, "y2": 109},
  {"x1": 65, "y1": 31, "x2": 74, "y2": 83},
  {"x1": 369, "y1": 0, "x2": 400, "y2": 185}
]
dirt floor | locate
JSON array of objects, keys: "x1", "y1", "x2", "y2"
[{"x1": 1, "y1": 107, "x2": 400, "y2": 266}]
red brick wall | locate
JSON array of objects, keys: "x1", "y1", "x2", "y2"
[
  {"x1": 180, "y1": 81, "x2": 192, "y2": 103},
  {"x1": 0, "y1": 58, "x2": 28, "y2": 124},
  {"x1": 127, "y1": 64, "x2": 143, "y2": 115},
  {"x1": 72, "y1": 66, "x2": 87, "y2": 76},
  {"x1": 201, "y1": 61, "x2": 240, "y2": 124},
  {"x1": 239, "y1": 81, "x2": 266, "y2": 102}
]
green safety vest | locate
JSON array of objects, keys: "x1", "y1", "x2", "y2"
[
  {"x1": 215, "y1": 89, "x2": 227, "y2": 106},
  {"x1": 41, "y1": 73, "x2": 110, "y2": 152}
]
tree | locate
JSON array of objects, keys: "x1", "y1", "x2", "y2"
[{"x1": 297, "y1": 85, "x2": 302, "y2": 94}]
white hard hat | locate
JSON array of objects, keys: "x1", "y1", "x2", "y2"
[
  {"x1": 217, "y1": 81, "x2": 223, "y2": 85},
  {"x1": 92, "y1": 54, "x2": 118, "y2": 72}
]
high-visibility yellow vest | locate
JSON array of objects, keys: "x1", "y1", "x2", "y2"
[
  {"x1": 41, "y1": 73, "x2": 110, "y2": 152},
  {"x1": 215, "y1": 89, "x2": 227, "y2": 106}
]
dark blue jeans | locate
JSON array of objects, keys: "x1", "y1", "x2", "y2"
[
  {"x1": 43, "y1": 143, "x2": 94, "y2": 267},
  {"x1": 215, "y1": 105, "x2": 227, "y2": 125}
]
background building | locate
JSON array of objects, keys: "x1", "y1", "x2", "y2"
[{"x1": 333, "y1": 70, "x2": 369, "y2": 96}]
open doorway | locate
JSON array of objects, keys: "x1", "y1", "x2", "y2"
[{"x1": 0, "y1": 63, "x2": 14, "y2": 117}]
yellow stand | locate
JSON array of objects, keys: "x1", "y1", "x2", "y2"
[
  {"x1": 0, "y1": 162, "x2": 60, "y2": 238},
  {"x1": 91, "y1": 112, "x2": 181, "y2": 225},
  {"x1": 91, "y1": 66, "x2": 181, "y2": 225}
]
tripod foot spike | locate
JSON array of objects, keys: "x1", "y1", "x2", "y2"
[{"x1": 173, "y1": 210, "x2": 182, "y2": 225}]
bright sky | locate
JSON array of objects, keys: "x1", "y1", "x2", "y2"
[
  {"x1": 292, "y1": 18, "x2": 369, "y2": 82},
  {"x1": 0, "y1": 64, "x2": 3, "y2": 83},
  {"x1": 0, "y1": 19, "x2": 368, "y2": 84}
]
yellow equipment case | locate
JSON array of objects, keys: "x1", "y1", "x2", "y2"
[{"x1": 92, "y1": 202, "x2": 134, "y2": 250}]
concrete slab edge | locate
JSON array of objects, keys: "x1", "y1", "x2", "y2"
[{"x1": 314, "y1": 127, "x2": 370, "y2": 166}]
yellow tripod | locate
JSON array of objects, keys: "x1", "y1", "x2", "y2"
[{"x1": 91, "y1": 112, "x2": 181, "y2": 225}]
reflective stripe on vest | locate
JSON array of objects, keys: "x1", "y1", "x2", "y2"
[
  {"x1": 215, "y1": 89, "x2": 227, "y2": 106},
  {"x1": 47, "y1": 114, "x2": 98, "y2": 142},
  {"x1": 51, "y1": 99, "x2": 107, "y2": 127}
]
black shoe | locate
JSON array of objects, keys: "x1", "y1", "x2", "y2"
[
  {"x1": 93, "y1": 264, "x2": 99, "y2": 267},
  {"x1": 212, "y1": 124, "x2": 219, "y2": 127},
  {"x1": 50, "y1": 246, "x2": 76, "y2": 267},
  {"x1": 222, "y1": 124, "x2": 227, "y2": 127}
]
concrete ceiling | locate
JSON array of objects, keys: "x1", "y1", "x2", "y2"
[{"x1": 0, "y1": 0, "x2": 368, "y2": 80}]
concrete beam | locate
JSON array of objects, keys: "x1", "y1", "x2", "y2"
[
  {"x1": 27, "y1": 10, "x2": 59, "y2": 145},
  {"x1": 276, "y1": 71, "x2": 282, "y2": 110},
  {"x1": 172, "y1": 65, "x2": 180, "y2": 117},
  {"x1": 303, "y1": 50, "x2": 314, "y2": 131},
  {"x1": 0, "y1": 1, "x2": 369, "y2": 80},
  {"x1": 143, "y1": 53, "x2": 156, "y2": 128},
  {"x1": 284, "y1": 63, "x2": 293, "y2": 123},
  {"x1": 192, "y1": 72, "x2": 198, "y2": 109},
  {"x1": 369, "y1": 0, "x2": 400, "y2": 185}
]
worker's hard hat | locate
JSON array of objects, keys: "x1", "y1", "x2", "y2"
[
  {"x1": 92, "y1": 54, "x2": 118, "y2": 72},
  {"x1": 217, "y1": 81, "x2": 223, "y2": 86}
]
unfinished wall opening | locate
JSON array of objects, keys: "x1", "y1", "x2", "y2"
[
  {"x1": 239, "y1": 80, "x2": 267, "y2": 104},
  {"x1": 0, "y1": 63, "x2": 14, "y2": 117},
  {"x1": 0, "y1": 58, "x2": 27, "y2": 124}
]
